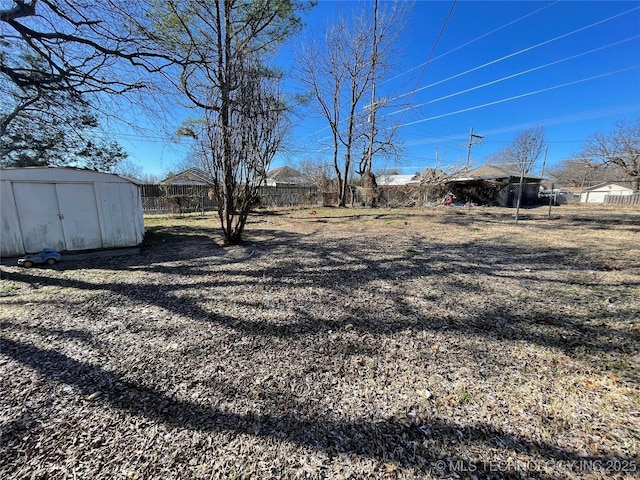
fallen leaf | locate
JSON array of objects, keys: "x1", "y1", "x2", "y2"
[
  {"x1": 384, "y1": 463, "x2": 399, "y2": 473},
  {"x1": 87, "y1": 391, "x2": 102, "y2": 401}
]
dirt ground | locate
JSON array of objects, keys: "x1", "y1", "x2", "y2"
[{"x1": 1, "y1": 204, "x2": 639, "y2": 479}]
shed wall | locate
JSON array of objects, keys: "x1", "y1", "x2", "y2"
[
  {"x1": 581, "y1": 189, "x2": 633, "y2": 203},
  {"x1": 1, "y1": 169, "x2": 144, "y2": 257}
]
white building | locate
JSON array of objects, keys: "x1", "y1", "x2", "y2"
[
  {"x1": 1, "y1": 167, "x2": 144, "y2": 257},
  {"x1": 579, "y1": 183, "x2": 634, "y2": 203},
  {"x1": 376, "y1": 174, "x2": 421, "y2": 186}
]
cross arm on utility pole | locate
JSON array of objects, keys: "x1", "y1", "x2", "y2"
[{"x1": 459, "y1": 127, "x2": 483, "y2": 171}]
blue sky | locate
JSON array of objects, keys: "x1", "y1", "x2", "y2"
[{"x1": 115, "y1": 1, "x2": 640, "y2": 179}]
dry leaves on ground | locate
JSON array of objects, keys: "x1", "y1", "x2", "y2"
[{"x1": 1, "y1": 205, "x2": 639, "y2": 479}]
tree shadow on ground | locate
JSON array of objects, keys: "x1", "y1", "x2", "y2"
[
  {"x1": 4, "y1": 226, "x2": 638, "y2": 358},
  {"x1": 1, "y1": 336, "x2": 632, "y2": 479},
  {"x1": 2, "y1": 218, "x2": 638, "y2": 476}
]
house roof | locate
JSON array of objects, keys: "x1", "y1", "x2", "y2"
[
  {"x1": 419, "y1": 168, "x2": 447, "y2": 184},
  {"x1": 556, "y1": 187, "x2": 584, "y2": 194},
  {"x1": 265, "y1": 166, "x2": 313, "y2": 185},
  {"x1": 447, "y1": 164, "x2": 544, "y2": 182},
  {"x1": 162, "y1": 168, "x2": 214, "y2": 185},
  {"x1": 266, "y1": 166, "x2": 303, "y2": 180}
]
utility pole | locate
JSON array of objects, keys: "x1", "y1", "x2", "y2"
[
  {"x1": 361, "y1": 0, "x2": 381, "y2": 208},
  {"x1": 539, "y1": 144, "x2": 549, "y2": 177},
  {"x1": 366, "y1": 83, "x2": 377, "y2": 175},
  {"x1": 515, "y1": 166, "x2": 525, "y2": 224},
  {"x1": 364, "y1": 0, "x2": 379, "y2": 177},
  {"x1": 462, "y1": 127, "x2": 483, "y2": 171}
]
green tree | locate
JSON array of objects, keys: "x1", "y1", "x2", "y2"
[
  {"x1": 1, "y1": 50, "x2": 127, "y2": 170},
  {"x1": 1, "y1": 104, "x2": 127, "y2": 170}
]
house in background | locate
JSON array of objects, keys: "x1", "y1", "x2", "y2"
[
  {"x1": 376, "y1": 173, "x2": 421, "y2": 187},
  {"x1": 162, "y1": 168, "x2": 214, "y2": 185},
  {"x1": 446, "y1": 164, "x2": 544, "y2": 207},
  {"x1": 579, "y1": 182, "x2": 634, "y2": 203},
  {"x1": 264, "y1": 166, "x2": 313, "y2": 187},
  {"x1": 1, "y1": 167, "x2": 144, "y2": 257}
]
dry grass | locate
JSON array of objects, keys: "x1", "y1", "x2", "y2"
[{"x1": 1, "y1": 204, "x2": 639, "y2": 479}]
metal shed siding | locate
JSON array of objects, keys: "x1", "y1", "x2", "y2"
[
  {"x1": 94, "y1": 181, "x2": 144, "y2": 248},
  {"x1": 0, "y1": 182, "x2": 23, "y2": 256},
  {"x1": 0, "y1": 168, "x2": 144, "y2": 257},
  {"x1": 580, "y1": 184, "x2": 634, "y2": 203}
]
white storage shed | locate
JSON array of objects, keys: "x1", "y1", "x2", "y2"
[
  {"x1": 1, "y1": 167, "x2": 144, "y2": 257},
  {"x1": 579, "y1": 182, "x2": 634, "y2": 203}
]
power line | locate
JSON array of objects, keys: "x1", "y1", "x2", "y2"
[
  {"x1": 392, "y1": 4, "x2": 640, "y2": 103},
  {"x1": 308, "y1": 65, "x2": 639, "y2": 150},
  {"x1": 403, "y1": 0, "x2": 457, "y2": 109},
  {"x1": 294, "y1": 1, "x2": 459, "y2": 151},
  {"x1": 388, "y1": 104, "x2": 639, "y2": 152},
  {"x1": 294, "y1": 4, "x2": 640, "y2": 151},
  {"x1": 394, "y1": 65, "x2": 640, "y2": 129},
  {"x1": 298, "y1": 1, "x2": 549, "y2": 143},
  {"x1": 388, "y1": 34, "x2": 640, "y2": 117},
  {"x1": 383, "y1": 0, "x2": 560, "y2": 85}
]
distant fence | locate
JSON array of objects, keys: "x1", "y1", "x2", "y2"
[
  {"x1": 604, "y1": 192, "x2": 640, "y2": 206},
  {"x1": 140, "y1": 184, "x2": 320, "y2": 214},
  {"x1": 257, "y1": 185, "x2": 320, "y2": 207}
]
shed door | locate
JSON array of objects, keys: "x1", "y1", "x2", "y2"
[
  {"x1": 56, "y1": 183, "x2": 103, "y2": 250},
  {"x1": 13, "y1": 183, "x2": 66, "y2": 253}
]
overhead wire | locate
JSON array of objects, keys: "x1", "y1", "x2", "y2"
[
  {"x1": 387, "y1": 34, "x2": 640, "y2": 117},
  {"x1": 290, "y1": 0, "x2": 457, "y2": 152},
  {"x1": 395, "y1": 103, "x2": 640, "y2": 151},
  {"x1": 394, "y1": 65, "x2": 640, "y2": 129},
  {"x1": 391, "y1": 4, "x2": 640, "y2": 103},
  {"x1": 403, "y1": 0, "x2": 457, "y2": 109},
  {"x1": 382, "y1": 0, "x2": 560, "y2": 85},
  {"x1": 293, "y1": 3, "x2": 639, "y2": 153},
  {"x1": 302, "y1": 61, "x2": 639, "y2": 153}
]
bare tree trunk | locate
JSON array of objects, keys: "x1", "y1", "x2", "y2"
[{"x1": 296, "y1": 1, "x2": 408, "y2": 209}]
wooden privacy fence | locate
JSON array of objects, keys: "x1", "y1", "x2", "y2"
[
  {"x1": 141, "y1": 184, "x2": 320, "y2": 214},
  {"x1": 257, "y1": 185, "x2": 320, "y2": 207},
  {"x1": 604, "y1": 192, "x2": 640, "y2": 206}
]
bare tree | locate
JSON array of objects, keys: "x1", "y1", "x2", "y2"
[
  {"x1": 547, "y1": 157, "x2": 624, "y2": 188},
  {"x1": 193, "y1": 67, "x2": 288, "y2": 243},
  {"x1": 581, "y1": 118, "x2": 640, "y2": 190},
  {"x1": 357, "y1": 0, "x2": 406, "y2": 208},
  {"x1": 296, "y1": 1, "x2": 407, "y2": 207},
  {"x1": 153, "y1": 0, "x2": 307, "y2": 244},
  {"x1": 1, "y1": 1, "x2": 171, "y2": 96},
  {"x1": 490, "y1": 126, "x2": 545, "y2": 174},
  {"x1": 297, "y1": 157, "x2": 333, "y2": 191}
]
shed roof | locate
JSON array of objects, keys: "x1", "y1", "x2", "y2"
[
  {"x1": 0, "y1": 167, "x2": 138, "y2": 184},
  {"x1": 582, "y1": 182, "x2": 634, "y2": 192}
]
